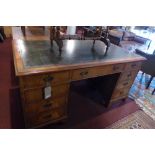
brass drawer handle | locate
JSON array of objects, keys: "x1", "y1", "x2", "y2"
[
  {"x1": 80, "y1": 71, "x2": 88, "y2": 76},
  {"x1": 127, "y1": 73, "x2": 132, "y2": 77},
  {"x1": 113, "y1": 66, "x2": 120, "y2": 71},
  {"x1": 120, "y1": 91, "x2": 123, "y2": 95},
  {"x1": 43, "y1": 103, "x2": 52, "y2": 108},
  {"x1": 43, "y1": 75, "x2": 54, "y2": 82},
  {"x1": 123, "y1": 82, "x2": 129, "y2": 86},
  {"x1": 43, "y1": 114, "x2": 52, "y2": 119}
]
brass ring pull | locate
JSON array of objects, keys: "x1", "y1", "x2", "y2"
[
  {"x1": 120, "y1": 91, "x2": 123, "y2": 94},
  {"x1": 127, "y1": 73, "x2": 131, "y2": 77},
  {"x1": 123, "y1": 82, "x2": 128, "y2": 86},
  {"x1": 113, "y1": 66, "x2": 119, "y2": 71},
  {"x1": 80, "y1": 71, "x2": 88, "y2": 76},
  {"x1": 43, "y1": 75, "x2": 54, "y2": 82}
]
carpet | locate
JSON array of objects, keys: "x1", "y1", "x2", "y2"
[
  {"x1": 107, "y1": 110, "x2": 155, "y2": 129},
  {"x1": 129, "y1": 71, "x2": 155, "y2": 120}
]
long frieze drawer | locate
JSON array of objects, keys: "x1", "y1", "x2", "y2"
[
  {"x1": 111, "y1": 87, "x2": 130, "y2": 99},
  {"x1": 71, "y1": 68, "x2": 98, "y2": 81},
  {"x1": 21, "y1": 71, "x2": 70, "y2": 89},
  {"x1": 96, "y1": 64, "x2": 124, "y2": 75},
  {"x1": 24, "y1": 84, "x2": 69, "y2": 104},
  {"x1": 25, "y1": 97, "x2": 67, "y2": 114},
  {"x1": 119, "y1": 70, "x2": 138, "y2": 81},
  {"x1": 125, "y1": 62, "x2": 141, "y2": 71},
  {"x1": 71, "y1": 64, "x2": 124, "y2": 81},
  {"x1": 26, "y1": 107, "x2": 67, "y2": 128}
]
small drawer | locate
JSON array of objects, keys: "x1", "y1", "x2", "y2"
[
  {"x1": 112, "y1": 87, "x2": 130, "y2": 99},
  {"x1": 116, "y1": 80, "x2": 133, "y2": 89},
  {"x1": 119, "y1": 70, "x2": 138, "y2": 81},
  {"x1": 125, "y1": 62, "x2": 141, "y2": 71},
  {"x1": 25, "y1": 97, "x2": 67, "y2": 114},
  {"x1": 26, "y1": 107, "x2": 67, "y2": 127},
  {"x1": 24, "y1": 84, "x2": 69, "y2": 104},
  {"x1": 71, "y1": 68, "x2": 97, "y2": 81},
  {"x1": 96, "y1": 65, "x2": 117, "y2": 76},
  {"x1": 112, "y1": 64, "x2": 125, "y2": 73},
  {"x1": 21, "y1": 71, "x2": 70, "y2": 89}
]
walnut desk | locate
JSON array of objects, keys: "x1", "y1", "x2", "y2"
[{"x1": 12, "y1": 39, "x2": 145, "y2": 128}]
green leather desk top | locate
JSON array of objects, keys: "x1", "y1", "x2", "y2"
[{"x1": 16, "y1": 40, "x2": 144, "y2": 69}]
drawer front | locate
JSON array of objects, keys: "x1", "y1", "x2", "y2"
[
  {"x1": 116, "y1": 79, "x2": 133, "y2": 89},
  {"x1": 111, "y1": 63, "x2": 125, "y2": 73},
  {"x1": 71, "y1": 68, "x2": 97, "y2": 81},
  {"x1": 21, "y1": 71, "x2": 70, "y2": 89},
  {"x1": 112, "y1": 87, "x2": 130, "y2": 99},
  {"x1": 119, "y1": 70, "x2": 138, "y2": 81},
  {"x1": 96, "y1": 64, "x2": 124, "y2": 75},
  {"x1": 71, "y1": 64, "x2": 124, "y2": 81},
  {"x1": 125, "y1": 62, "x2": 141, "y2": 71},
  {"x1": 24, "y1": 84, "x2": 69, "y2": 104},
  {"x1": 26, "y1": 107, "x2": 67, "y2": 127},
  {"x1": 25, "y1": 97, "x2": 67, "y2": 114}
]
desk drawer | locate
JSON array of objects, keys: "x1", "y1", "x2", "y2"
[
  {"x1": 96, "y1": 64, "x2": 124, "y2": 75},
  {"x1": 25, "y1": 97, "x2": 67, "y2": 114},
  {"x1": 125, "y1": 62, "x2": 141, "y2": 71},
  {"x1": 71, "y1": 68, "x2": 97, "y2": 81},
  {"x1": 116, "y1": 79, "x2": 133, "y2": 89},
  {"x1": 21, "y1": 71, "x2": 70, "y2": 89},
  {"x1": 26, "y1": 107, "x2": 67, "y2": 127},
  {"x1": 24, "y1": 84, "x2": 69, "y2": 104},
  {"x1": 119, "y1": 70, "x2": 138, "y2": 81},
  {"x1": 71, "y1": 64, "x2": 124, "y2": 81},
  {"x1": 112, "y1": 87, "x2": 130, "y2": 99}
]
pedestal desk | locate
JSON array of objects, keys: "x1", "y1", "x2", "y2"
[{"x1": 12, "y1": 39, "x2": 145, "y2": 128}]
